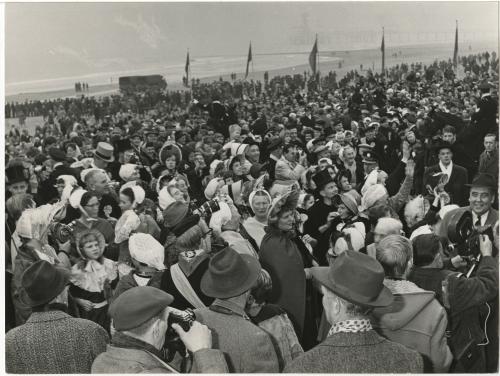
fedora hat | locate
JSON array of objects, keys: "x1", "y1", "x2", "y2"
[
  {"x1": 94, "y1": 142, "x2": 114, "y2": 162},
  {"x1": 22, "y1": 260, "x2": 70, "y2": 307},
  {"x1": 466, "y1": 173, "x2": 497, "y2": 189},
  {"x1": 311, "y1": 250, "x2": 393, "y2": 308},
  {"x1": 201, "y1": 246, "x2": 261, "y2": 299}
]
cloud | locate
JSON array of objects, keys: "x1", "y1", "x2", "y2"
[{"x1": 114, "y1": 14, "x2": 167, "y2": 49}]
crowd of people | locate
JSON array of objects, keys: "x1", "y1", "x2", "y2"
[{"x1": 4, "y1": 50, "x2": 499, "y2": 373}]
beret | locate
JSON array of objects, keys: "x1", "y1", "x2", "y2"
[{"x1": 109, "y1": 286, "x2": 173, "y2": 331}]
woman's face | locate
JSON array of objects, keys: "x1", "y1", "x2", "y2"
[
  {"x1": 277, "y1": 210, "x2": 295, "y2": 232},
  {"x1": 66, "y1": 146, "x2": 76, "y2": 158},
  {"x1": 406, "y1": 132, "x2": 416, "y2": 144},
  {"x1": 339, "y1": 176, "x2": 352, "y2": 192},
  {"x1": 252, "y1": 195, "x2": 271, "y2": 218},
  {"x1": 119, "y1": 193, "x2": 133, "y2": 211},
  {"x1": 232, "y1": 161, "x2": 243, "y2": 176},
  {"x1": 83, "y1": 196, "x2": 100, "y2": 218},
  {"x1": 82, "y1": 239, "x2": 102, "y2": 260},
  {"x1": 304, "y1": 196, "x2": 315, "y2": 210},
  {"x1": 175, "y1": 179, "x2": 188, "y2": 194},
  {"x1": 337, "y1": 203, "x2": 351, "y2": 219},
  {"x1": 327, "y1": 167, "x2": 337, "y2": 181},
  {"x1": 169, "y1": 186, "x2": 185, "y2": 201},
  {"x1": 165, "y1": 156, "x2": 176, "y2": 170}
]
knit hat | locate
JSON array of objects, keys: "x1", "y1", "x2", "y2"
[{"x1": 129, "y1": 233, "x2": 166, "y2": 270}]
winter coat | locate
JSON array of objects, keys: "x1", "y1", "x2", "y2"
[
  {"x1": 6, "y1": 310, "x2": 108, "y2": 373},
  {"x1": 371, "y1": 279, "x2": 453, "y2": 373},
  {"x1": 284, "y1": 330, "x2": 423, "y2": 373},
  {"x1": 260, "y1": 227, "x2": 307, "y2": 338},
  {"x1": 194, "y1": 299, "x2": 279, "y2": 373}
]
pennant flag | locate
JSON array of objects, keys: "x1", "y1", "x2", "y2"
[
  {"x1": 184, "y1": 50, "x2": 190, "y2": 87},
  {"x1": 381, "y1": 28, "x2": 385, "y2": 76},
  {"x1": 453, "y1": 21, "x2": 458, "y2": 68},
  {"x1": 245, "y1": 42, "x2": 252, "y2": 79},
  {"x1": 309, "y1": 36, "x2": 318, "y2": 75}
]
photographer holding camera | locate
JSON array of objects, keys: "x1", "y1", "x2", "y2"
[
  {"x1": 409, "y1": 226, "x2": 498, "y2": 372},
  {"x1": 91, "y1": 286, "x2": 228, "y2": 373}
]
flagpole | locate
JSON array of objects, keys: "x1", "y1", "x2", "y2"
[
  {"x1": 381, "y1": 27, "x2": 385, "y2": 78},
  {"x1": 316, "y1": 34, "x2": 321, "y2": 91},
  {"x1": 454, "y1": 20, "x2": 458, "y2": 73}
]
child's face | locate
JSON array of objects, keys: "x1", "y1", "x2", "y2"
[
  {"x1": 82, "y1": 240, "x2": 102, "y2": 260},
  {"x1": 119, "y1": 193, "x2": 133, "y2": 211},
  {"x1": 305, "y1": 197, "x2": 315, "y2": 210}
]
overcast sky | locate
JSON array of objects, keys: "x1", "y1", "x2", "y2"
[{"x1": 5, "y1": 2, "x2": 498, "y2": 83}]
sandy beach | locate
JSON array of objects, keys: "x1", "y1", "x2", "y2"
[{"x1": 5, "y1": 41, "x2": 497, "y2": 105}]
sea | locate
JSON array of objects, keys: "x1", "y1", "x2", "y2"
[{"x1": 5, "y1": 40, "x2": 498, "y2": 100}]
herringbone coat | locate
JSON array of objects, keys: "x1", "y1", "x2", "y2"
[{"x1": 6, "y1": 310, "x2": 109, "y2": 373}]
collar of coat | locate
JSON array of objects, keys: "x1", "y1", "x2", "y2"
[
  {"x1": 26, "y1": 309, "x2": 72, "y2": 323},
  {"x1": 211, "y1": 299, "x2": 249, "y2": 319},
  {"x1": 111, "y1": 331, "x2": 165, "y2": 361},
  {"x1": 320, "y1": 329, "x2": 385, "y2": 348}
]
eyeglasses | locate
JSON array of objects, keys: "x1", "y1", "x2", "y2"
[{"x1": 85, "y1": 202, "x2": 100, "y2": 208}]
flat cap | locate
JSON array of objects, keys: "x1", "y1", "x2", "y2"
[{"x1": 109, "y1": 286, "x2": 173, "y2": 331}]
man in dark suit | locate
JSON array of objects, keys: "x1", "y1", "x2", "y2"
[
  {"x1": 423, "y1": 143, "x2": 469, "y2": 206},
  {"x1": 285, "y1": 251, "x2": 423, "y2": 373},
  {"x1": 478, "y1": 134, "x2": 498, "y2": 181},
  {"x1": 472, "y1": 82, "x2": 498, "y2": 132},
  {"x1": 265, "y1": 137, "x2": 283, "y2": 181}
]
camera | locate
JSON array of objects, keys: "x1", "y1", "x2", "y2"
[
  {"x1": 445, "y1": 209, "x2": 496, "y2": 261},
  {"x1": 163, "y1": 307, "x2": 195, "y2": 360},
  {"x1": 128, "y1": 152, "x2": 139, "y2": 164},
  {"x1": 197, "y1": 198, "x2": 221, "y2": 217},
  {"x1": 49, "y1": 222, "x2": 75, "y2": 244}
]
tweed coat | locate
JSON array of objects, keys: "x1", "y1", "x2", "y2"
[
  {"x1": 284, "y1": 329, "x2": 423, "y2": 373},
  {"x1": 92, "y1": 344, "x2": 228, "y2": 373},
  {"x1": 6, "y1": 310, "x2": 109, "y2": 373},
  {"x1": 194, "y1": 299, "x2": 280, "y2": 373}
]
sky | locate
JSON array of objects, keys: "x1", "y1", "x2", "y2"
[{"x1": 5, "y1": 2, "x2": 499, "y2": 84}]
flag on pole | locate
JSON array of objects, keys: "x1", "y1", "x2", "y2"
[
  {"x1": 184, "y1": 50, "x2": 190, "y2": 87},
  {"x1": 381, "y1": 28, "x2": 385, "y2": 76},
  {"x1": 453, "y1": 21, "x2": 459, "y2": 68},
  {"x1": 245, "y1": 42, "x2": 252, "y2": 79},
  {"x1": 309, "y1": 36, "x2": 318, "y2": 75}
]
